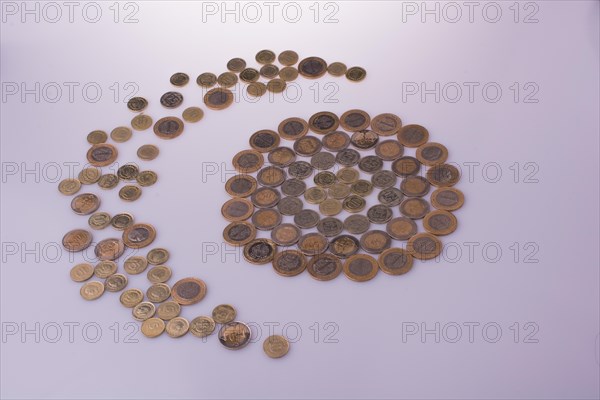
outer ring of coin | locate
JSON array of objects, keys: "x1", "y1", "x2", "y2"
[
  {"x1": 221, "y1": 198, "x2": 254, "y2": 222},
  {"x1": 153, "y1": 116, "x2": 184, "y2": 139},
  {"x1": 343, "y1": 254, "x2": 379, "y2": 282},
  {"x1": 243, "y1": 239, "x2": 277, "y2": 265},
  {"x1": 204, "y1": 87, "x2": 234, "y2": 110},
  {"x1": 86, "y1": 143, "x2": 118, "y2": 167},
  {"x1": 278, "y1": 117, "x2": 309, "y2": 140},
  {"x1": 430, "y1": 188, "x2": 464, "y2": 211},
  {"x1": 122, "y1": 223, "x2": 156, "y2": 249},
  {"x1": 339, "y1": 109, "x2": 371, "y2": 132},
  {"x1": 406, "y1": 233, "x2": 442, "y2": 260},
  {"x1": 422, "y1": 210, "x2": 458, "y2": 236},
  {"x1": 223, "y1": 221, "x2": 257, "y2": 246},
  {"x1": 171, "y1": 277, "x2": 207, "y2": 305},
  {"x1": 306, "y1": 254, "x2": 343, "y2": 281},
  {"x1": 263, "y1": 335, "x2": 290, "y2": 358},
  {"x1": 378, "y1": 248, "x2": 414, "y2": 276},
  {"x1": 272, "y1": 250, "x2": 307, "y2": 277}
]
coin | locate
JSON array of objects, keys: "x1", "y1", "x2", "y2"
[
  {"x1": 190, "y1": 316, "x2": 216, "y2": 338},
  {"x1": 306, "y1": 254, "x2": 342, "y2": 281},
  {"x1": 70, "y1": 193, "x2": 100, "y2": 215},
  {"x1": 146, "y1": 283, "x2": 171, "y2": 303},
  {"x1": 217, "y1": 71, "x2": 238, "y2": 88},
  {"x1": 137, "y1": 144, "x2": 159, "y2": 161},
  {"x1": 304, "y1": 187, "x2": 327, "y2": 204},
  {"x1": 170, "y1": 72, "x2": 189, "y2": 86},
  {"x1": 197, "y1": 72, "x2": 217, "y2": 88},
  {"x1": 251, "y1": 208, "x2": 282, "y2": 230},
  {"x1": 298, "y1": 56, "x2": 327, "y2": 79},
  {"x1": 423, "y1": 210, "x2": 457, "y2": 236},
  {"x1": 407, "y1": 233, "x2": 442, "y2": 260},
  {"x1": 131, "y1": 114, "x2": 153, "y2": 131},
  {"x1": 117, "y1": 164, "x2": 138, "y2": 181},
  {"x1": 87, "y1": 130, "x2": 107, "y2": 144},
  {"x1": 153, "y1": 116, "x2": 184, "y2": 139},
  {"x1": 105, "y1": 273, "x2": 128, "y2": 292},
  {"x1": 124, "y1": 256, "x2": 148, "y2": 275},
  {"x1": 247, "y1": 82, "x2": 267, "y2": 97},
  {"x1": 251, "y1": 187, "x2": 281, "y2": 208},
  {"x1": 240, "y1": 68, "x2": 260, "y2": 83},
  {"x1": 251, "y1": 129, "x2": 280, "y2": 153},
  {"x1": 336, "y1": 149, "x2": 361, "y2": 167},
  {"x1": 350, "y1": 130, "x2": 378, "y2": 149},
  {"x1": 399, "y1": 198, "x2": 430, "y2": 219},
  {"x1": 263, "y1": 335, "x2": 290, "y2": 358},
  {"x1": 281, "y1": 178, "x2": 306, "y2": 197},
  {"x1": 317, "y1": 217, "x2": 344, "y2": 237},
  {"x1": 342, "y1": 194, "x2": 366, "y2": 213},
  {"x1": 350, "y1": 180, "x2": 373, "y2": 197},
  {"x1": 340, "y1": 109, "x2": 370, "y2": 132},
  {"x1": 120, "y1": 288, "x2": 144, "y2": 308},
  {"x1": 219, "y1": 321, "x2": 251, "y2": 350},
  {"x1": 311, "y1": 152, "x2": 336, "y2": 170},
  {"x1": 319, "y1": 198, "x2": 342, "y2": 216},
  {"x1": 367, "y1": 204, "x2": 393, "y2": 224},
  {"x1": 360, "y1": 230, "x2": 392, "y2": 254},
  {"x1": 227, "y1": 57, "x2": 246, "y2": 72},
  {"x1": 221, "y1": 198, "x2": 254, "y2": 221},
  {"x1": 375, "y1": 140, "x2": 404, "y2": 161},
  {"x1": 378, "y1": 248, "x2": 414, "y2": 275},
  {"x1": 343, "y1": 254, "x2": 378, "y2": 281},
  {"x1": 416, "y1": 142, "x2": 448, "y2": 166},
  {"x1": 223, "y1": 221, "x2": 257, "y2": 246},
  {"x1": 157, "y1": 301, "x2": 181, "y2": 320},
  {"x1": 70, "y1": 263, "x2": 94, "y2": 282},
  {"x1": 278, "y1": 117, "x2": 308, "y2": 140},
  {"x1": 344, "y1": 214, "x2": 371, "y2": 234},
  {"x1": 97, "y1": 174, "x2": 119, "y2": 189},
  {"x1": 314, "y1": 171, "x2": 336, "y2": 188},
  {"x1": 256, "y1": 49, "x2": 276, "y2": 64},
  {"x1": 58, "y1": 178, "x2": 81, "y2": 195},
  {"x1": 267, "y1": 78, "x2": 286, "y2": 93},
  {"x1": 110, "y1": 213, "x2": 134, "y2": 230},
  {"x1": 400, "y1": 176, "x2": 430, "y2": 197},
  {"x1": 271, "y1": 223, "x2": 301, "y2": 246},
  {"x1": 379, "y1": 188, "x2": 405, "y2": 212},
  {"x1": 298, "y1": 233, "x2": 328, "y2": 256},
  {"x1": 272, "y1": 250, "x2": 307, "y2": 277},
  {"x1": 277, "y1": 196, "x2": 303, "y2": 215},
  {"x1": 268, "y1": 147, "x2": 296, "y2": 167},
  {"x1": 346, "y1": 66, "x2": 367, "y2": 82},
  {"x1": 127, "y1": 97, "x2": 148, "y2": 112},
  {"x1": 147, "y1": 265, "x2": 172, "y2": 284},
  {"x1": 62, "y1": 229, "x2": 92, "y2": 252},
  {"x1": 141, "y1": 318, "x2": 165, "y2": 338},
  {"x1": 294, "y1": 209, "x2": 320, "y2": 229},
  {"x1": 309, "y1": 111, "x2": 339, "y2": 134},
  {"x1": 232, "y1": 149, "x2": 264, "y2": 173},
  {"x1": 119, "y1": 185, "x2": 142, "y2": 201},
  {"x1": 426, "y1": 164, "x2": 460, "y2": 187},
  {"x1": 279, "y1": 67, "x2": 298, "y2": 81},
  {"x1": 94, "y1": 260, "x2": 117, "y2": 278},
  {"x1": 327, "y1": 62, "x2": 347, "y2": 76},
  {"x1": 398, "y1": 124, "x2": 429, "y2": 147},
  {"x1": 110, "y1": 126, "x2": 132, "y2": 142},
  {"x1": 260, "y1": 64, "x2": 279, "y2": 79},
  {"x1": 322, "y1": 131, "x2": 350, "y2": 152},
  {"x1": 147, "y1": 248, "x2": 169, "y2": 265},
  {"x1": 329, "y1": 235, "x2": 360, "y2": 258},
  {"x1": 204, "y1": 87, "x2": 234, "y2": 110},
  {"x1": 337, "y1": 167, "x2": 359, "y2": 184},
  {"x1": 358, "y1": 155, "x2": 383, "y2": 174},
  {"x1": 80, "y1": 281, "x2": 104, "y2": 300},
  {"x1": 293, "y1": 136, "x2": 322, "y2": 156},
  {"x1": 78, "y1": 167, "x2": 101, "y2": 184},
  {"x1": 182, "y1": 107, "x2": 204, "y2": 123},
  {"x1": 87, "y1": 143, "x2": 118, "y2": 167},
  {"x1": 226, "y1": 175, "x2": 257, "y2": 198},
  {"x1": 328, "y1": 183, "x2": 351, "y2": 199},
  {"x1": 212, "y1": 304, "x2": 237, "y2": 324},
  {"x1": 386, "y1": 217, "x2": 418, "y2": 240},
  {"x1": 122, "y1": 223, "x2": 156, "y2": 249},
  {"x1": 160, "y1": 91, "x2": 183, "y2": 109},
  {"x1": 136, "y1": 171, "x2": 157, "y2": 187},
  {"x1": 371, "y1": 113, "x2": 402, "y2": 136},
  {"x1": 430, "y1": 188, "x2": 464, "y2": 211},
  {"x1": 391, "y1": 156, "x2": 421, "y2": 176},
  {"x1": 88, "y1": 212, "x2": 111, "y2": 230},
  {"x1": 166, "y1": 317, "x2": 190, "y2": 338},
  {"x1": 288, "y1": 161, "x2": 313, "y2": 179},
  {"x1": 372, "y1": 170, "x2": 397, "y2": 189},
  {"x1": 278, "y1": 50, "x2": 299, "y2": 66},
  {"x1": 133, "y1": 302, "x2": 156, "y2": 321},
  {"x1": 243, "y1": 239, "x2": 277, "y2": 264},
  {"x1": 95, "y1": 239, "x2": 125, "y2": 261}
]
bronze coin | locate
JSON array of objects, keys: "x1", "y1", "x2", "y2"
[
  {"x1": 314, "y1": 171, "x2": 337, "y2": 188},
  {"x1": 400, "y1": 176, "x2": 431, "y2": 197},
  {"x1": 288, "y1": 161, "x2": 313, "y2": 179},
  {"x1": 110, "y1": 213, "x2": 134, "y2": 230},
  {"x1": 70, "y1": 193, "x2": 100, "y2": 215},
  {"x1": 160, "y1": 91, "x2": 183, "y2": 108},
  {"x1": 86, "y1": 130, "x2": 107, "y2": 144},
  {"x1": 267, "y1": 78, "x2": 286, "y2": 93},
  {"x1": 293, "y1": 136, "x2": 323, "y2": 156},
  {"x1": 407, "y1": 233, "x2": 442, "y2": 260},
  {"x1": 268, "y1": 147, "x2": 296, "y2": 167},
  {"x1": 426, "y1": 164, "x2": 460, "y2": 187},
  {"x1": 97, "y1": 174, "x2": 119, "y2": 189},
  {"x1": 88, "y1": 212, "x2": 111, "y2": 230},
  {"x1": 360, "y1": 230, "x2": 392, "y2": 254},
  {"x1": 257, "y1": 166, "x2": 286, "y2": 187},
  {"x1": 367, "y1": 204, "x2": 393, "y2": 224},
  {"x1": 377, "y1": 187, "x2": 404, "y2": 207},
  {"x1": 372, "y1": 170, "x2": 398, "y2": 189},
  {"x1": 294, "y1": 209, "x2": 320, "y2": 229},
  {"x1": 227, "y1": 57, "x2": 246, "y2": 72},
  {"x1": 260, "y1": 64, "x2": 279, "y2": 79},
  {"x1": 147, "y1": 266, "x2": 172, "y2": 284},
  {"x1": 171, "y1": 277, "x2": 207, "y2": 305},
  {"x1": 416, "y1": 142, "x2": 448, "y2": 166},
  {"x1": 272, "y1": 250, "x2": 306, "y2": 277},
  {"x1": 122, "y1": 223, "x2": 156, "y2": 249},
  {"x1": 346, "y1": 66, "x2": 367, "y2": 82},
  {"x1": 311, "y1": 151, "x2": 336, "y2": 170},
  {"x1": 146, "y1": 248, "x2": 169, "y2": 265},
  {"x1": 204, "y1": 88, "x2": 234, "y2": 110},
  {"x1": 170, "y1": 72, "x2": 189, "y2": 87},
  {"x1": 322, "y1": 131, "x2": 350, "y2": 152},
  {"x1": 196, "y1": 72, "x2": 217, "y2": 88},
  {"x1": 343, "y1": 254, "x2": 378, "y2": 282},
  {"x1": 124, "y1": 256, "x2": 148, "y2": 275},
  {"x1": 375, "y1": 140, "x2": 404, "y2": 161},
  {"x1": 153, "y1": 116, "x2": 184, "y2": 140},
  {"x1": 247, "y1": 82, "x2": 267, "y2": 97},
  {"x1": 336, "y1": 167, "x2": 359, "y2": 184},
  {"x1": 86, "y1": 143, "x2": 118, "y2": 167},
  {"x1": 217, "y1": 71, "x2": 238, "y2": 88},
  {"x1": 340, "y1": 109, "x2": 370, "y2": 132},
  {"x1": 277, "y1": 196, "x2": 303, "y2": 215},
  {"x1": 221, "y1": 198, "x2": 254, "y2": 221},
  {"x1": 105, "y1": 273, "x2": 128, "y2": 292},
  {"x1": 250, "y1": 130, "x2": 280, "y2": 153},
  {"x1": 240, "y1": 68, "x2": 260, "y2": 83},
  {"x1": 251, "y1": 208, "x2": 282, "y2": 230},
  {"x1": 317, "y1": 217, "x2": 344, "y2": 237},
  {"x1": 306, "y1": 254, "x2": 342, "y2": 281},
  {"x1": 327, "y1": 62, "x2": 347, "y2": 76},
  {"x1": 350, "y1": 180, "x2": 373, "y2": 197},
  {"x1": 344, "y1": 214, "x2": 370, "y2": 234},
  {"x1": 391, "y1": 156, "x2": 421, "y2": 176},
  {"x1": 93, "y1": 261, "x2": 116, "y2": 281},
  {"x1": 371, "y1": 113, "x2": 402, "y2": 136},
  {"x1": 430, "y1": 188, "x2": 464, "y2": 211},
  {"x1": 281, "y1": 178, "x2": 306, "y2": 197},
  {"x1": 223, "y1": 221, "x2": 257, "y2": 246},
  {"x1": 232, "y1": 149, "x2": 264, "y2": 173},
  {"x1": 336, "y1": 149, "x2": 361, "y2": 167},
  {"x1": 136, "y1": 171, "x2": 156, "y2": 187},
  {"x1": 137, "y1": 144, "x2": 159, "y2": 161},
  {"x1": 62, "y1": 229, "x2": 92, "y2": 252},
  {"x1": 119, "y1": 185, "x2": 142, "y2": 201},
  {"x1": 70, "y1": 263, "x2": 94, "y2": 282},
  {"x1": 298, "y1": 56, "x2": 327, "y2": 79},
  {"x1": 386, "y1": 217, "x2": 418, "y2": 240},
  {"x1": 423, "y1": 210, "x2": 457, "y2": 236},
  {"x1": 358, "y1": 155, "x2": 383, "y2": 174},
  {"x1": 271, "y1": 223, "x2": 302, "y2": 246},
  {"x1": 95, "y1": 238, "x2": 125, "y2": 261},
  {"x1": 279, "y1": 67, "x2": 298, "y2": 81},
  {"x1": 304, "y1": 187, "x2": 327, "y2": 204},
  {"x1": 398, "y1": 124, "x2": 429, "y2": 147},
  {"x1": 182, "y1": 106, "x2": 204, "y2": 123},
  {"x1": 117, "y1": 164, "x2": 139, "y2": 180},
  {"x1": 329, "y1": 235, "x2": 360, "y2": 258},
  {"x1": 78, "y1": 167, "x2": 101, "y2": 185},
  {"x1": 147, "y1": 283, "x2": 173, "y2": 303},
  {"x1": 399, "y1": 198, "x2": 430, "y2": 219},
  {"x1": 111, "y1": 124, "x2": 132, "y2": 140},
  {"x1": 308, "y1": 111, "x2": 339, "y2": 134},
  {"x1": 225, "y1": 174, "x2": 257, "y2": 198},
  {"x1": 218, "y1": 321, "x2": 251, "y2": 350},
  {"x1": 378, "y1": 248, "x2": 414, "y2": 275},
  {"x1": 127, "y1": 97, "x2": 148, "y2": 112},
  {"x1": 328, "y1": 183, "x2": 351, "y2": 200},
  {"x1": 278, "y1": 50, "x2": 299, "y2": 66},
  {"x1": 298, "y1": 233, "x2": 329, "y2": 256},
  {"x1": 342, "y1": 194, "x2": 366, "y2": 213},
  {"x1": 256, "y1": 49, "x2": 276, "y2": 64},
  {"x1": 278, "y1": 117, "x2": 308, "y2": 140},
  {"x1": 131, "y1": 115, "x2": 153, "y2": 131},
  {"x1": 251, "y1": 187, "x2": 281, "y2": 208},
  {"x1": 350, "y1": 130, "x2": 378, "y2": 149},
  {"x1": 244, "y1": 239, "x2": 277, "y2": 264},
  {"x1": 319, "y1": 198, "x2": 342, "y2": 216}
]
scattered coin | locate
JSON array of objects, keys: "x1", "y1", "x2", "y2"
[
  {"x1": 217, "y1": 71, "x2": 238, "y2": 88},
  {"x1": 371, "y1": 113, "x2": 402, "y2": 136},
  {"x1": 386, "y1": 217, "x2": 418, "y2": 240},
  {"x1": 329, "y1": 235, "x2": 360, "y2": 258},
  {"x1": 337, "y1": 167, "x2": 360, "y2": 184},
  {"x1": 314, "y1": 171, "x2": 336, "y2": 188},
  {"x1": 340, "y1": 109, "x2": 370, "y2": 132},
  {"x1": 146, "y1": 283, "x2": 171, "y2": 303},
  {"x1": 133, "y1": 302, "x2": 156, "y2": 321},
  {"x1": 136, "y1": 171, "x2": 157, "y2": 187},
  {"x1": 109, "y1": 124, "x2": 133, "y2": 140},
  {"x1": 97, "y1": 174, "x2": 119, "y2": 189},
  {"x1": 298, "y1": 56, "x2": 328, "y2": 79},
  {"x1": 122, "y1": 223, "x2": 156, "y2": 249},
  {"x1": 219, "y1": 321, "x2": 251, "y2": 350},
  {"x1": 346, "y1": 66, "x2": 367, "y2": 82},
  {"x1": 70, "y1": 263, "x2": 94, "y2": 282},
  {"x1": 119, "y1": 185, "x2": 142, "y2": 201},
  {"x1": 117, "y1": 164, "x2": 138, "y2": 180},
  {"x1": 58, "y1": 178, "x2": 81, "y2": 195},
  {"x1": 272, "y1": 250, "x2": 307, "y2": 277},
  {"x1": 343, "y1": 254, "x2": 378, "y2": 282},
  {"x1": 131, "y1": 114, "x2": 153, "y2": 131},
  {"x1": 281, "y1": 178, "x2": 306, "y2": 197},
  {"x1": 327, "y1": 62, "x2": 347, "y2": 76},
  {"x1": 342, "y1": 194, "x2": 366, "y2": 213},
  {"x1": 367, "y1": 204, "x2": 393, "y2": 224},
  {"x1": 260, "y1": 64, "x2": 279, "y2": 79},
  {"x1": 94, "y1": 260, "x2": 117, "y2": 278},
  {"x1": 430, "y1": 188, "x2": 464, "y2": 211},
  {"x1": 407, "y1": 233, "x2": 442, "y2": 260},
  {"x1": 105, "y1": 273, "x2": 128, "y2": 292},
  {"x1": 190, "y1": 316, "x2": 216, "y2": 338},
  {"x1": 197, "y1": 72, "x2": 217, "y2": 88},
  {"x1": 398, "y1": 124, "x2": 429, "y2": 147},
  {"x1": 358, "y1": 155, "x2": 383, "y2": 174},
  {"x1": 153, "y1": 116, "x2": 184, "y2": 139},
  {"x1": 80, "y1": 281, "x2": 104, "y2": 301},
  {"x1": 240, "y1": 68, "x2": 260, "y2": 83},
  {"x1": 251, "y1": 208, "x2": 282, "y2": 230},
  {"x1": 319, "y1": 198, "x2": 342, "y2": 216},
  {"x1": 182, "y1": 107, "x2": 204, "y2": 123},
  {"x1": 267, "y1": 78, "x2": 286, "y2": 93},
  {"x1": 227, "y1": 57, "x2": 246, "y2": 72},
  {"x1": 147, "y1": 265, "x2": 172, "y2": 284},
  {"x1": 304, "y1": 187, "x2": 327, "y2": 204},
  {"x1": 372, "y1": 170, "x2": 397, "y2": 189},
  {"x1": 294, "y1": 209, "x2": 320, "y2": 229},
  {"x1": 88, "y1": 212, "x2": 111, "y2": 230},
  {"x1": 70, "y1": 193, "x2": 100, "y2": 215},
  {"x1": 120, "y1": 288, "x2": 144, "y2": 308},
  {"x1": 251, "y1": 187, "x2": 281, "y2": 208},
  {"x1": 86, "y1": 143, "x2": 118, "y2": 167},
  {"x1": 226, "y1": 175, "x2": 258, "y2": 198},
  {"x1": 95, "y1": 238, "x2": 125, "y2": 261},
  {"x1": 278, "y1": 50, "x2": 299, "y2": 66},
  {"x1": 62, "y1": 229, "x2": 93, "y2": 252},
  {"x1": 271, "y1": 223, "x2": 302, "y2": 246},
  {"x1": 317, "y1": 217, "x2": 344, "y2": 237},
  {"x1": 166, "y1": 317, "x2": 190, "y2": 338},
  {"x1": 423, "y1": 210, "x2": 457, "y2": 236},
  {"x1": 375, "y1": 140, "x2": 404, "y2": 161},
  {"x1": 268, "y1": 147, "x2": 296, "y2": 167},
  {"x1": 170, "y1": 72, "x2": 189, "y2": 87},
  {"x1": 278, "y1": 117, "x2": 308, "y2": 140},
  {"x1": 279, "y1": 66, "x2": 299, "y2": 81},
  {"x1": 141, "y1": 318, "x2": 165, "y2": 338},
  {"x1": 124, "y1": 256, "x2": 148, "y2": 275},
  {"x1": 378, "y1": 248, "x2": 414, "y2": 275},
  {"x1": 350, "y1": 130, "x2": 379, "y2": 149},
  {"x1": 232, "y1": 149, "x2": 264, "y2": 173},
  {"x1": 247, "y1": 82, "x2": 267, "y2": 97},
  {"x1": 416, "y1": 142, "x2": 448, "y2": 166},
  {"x1": 257, "y1": 165, "x2": 286, "y2": 187},
  {"x1": 288, "y1": 161, "x2": 313, "y2": 179},
  {"x1": 204, "y1": 87, "x2": 234, "y2": 110},
  {"x1": 293, "y1": 136, "x2": 322, "y2": 156},
  {"x1": 157, "y1": 301, "x2": 181, "y2": 320},
  {"x1": 426, "y1": 163, "x2": 460, "y2": 187},
  {"x1": 336, "y1": 148, "x2": 361, "y2": 167},
  {"x1": 360, "y1": 230, "x2": 392, "y2": 254},
  {"x1": 328, "y1": 183, "x2": 351, "y2": 199},
  {"x1": 221, "y1": 198, "x2": 254, "y2": 221},
  {"x1": 298, "y1": 233, "x2": 329, "y2": 256},
  {"x1": 344, "y1": 214, "x2": 370, "y2": 234},
  {"x1": 223, "y1": 221, "x2": 257, "y2": 246},
  {"x1": 263, "y1": 335, "x2": 290, "y2": 358},
  {"x1": 391, "y1": 156, "x2": 421, "y2": 176},
  {"x1": 322, "y1": 131, "x2": 350, "y2": 152},
  {"x1": 243, "y1": 239, "x2": 277, "y2": 264},
  {"x1": 78, "y1": 167, "x2": 101, "y2": 184},
  {"x1": 87, "y1": 130, "x2": 108, "y2": 144},
  {"x1": 110, "y1": 213, "x2": 134, "y2": 230},
  {"x1": 311, "y1": 151, "x2": 336, "y2": 170},
  {"x1": 213, "y1": 304, "x2": 237, "y2": 324},
  {"x1": 400, "y1": 176, "x2": 431, "y2": 197},
  {"x1": 137, "y1": 144, "x2": 159, "y2": 161},
  {"x1": 399, "y1": 197, "x2": 430, "y2": 219},
  {"x1": 127, "y1": 97, "x2": 148, "y2": 112},
  {"x1": 306, "y1": 253, "x2": 342, "y2": 281},
  {"x1": 350, "y1": 180, "x2": 373, "y2": 197},
  {"x1": 146, "y1": 248, "x2": 169, "y2": 265},
  {"x1": 277, "y1": 196, "x2": 303, "y2": 215},
  {"x1": 256, "y1": 49, "x2": 276, "y2": 64},
  {"x1": 308, "y1": 111, "x2": 339, "y2": 134}
]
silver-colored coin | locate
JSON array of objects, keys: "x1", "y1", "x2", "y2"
[
  {"x1": 277, "y1": 196, "x2": 303, "y2": 215},
  {"x1": 310, "y1": 152, "x2": 336, "y2": 170},
  {"x1": 335, "y1": 149, "x2": 360, "y2": 167},
  {"x1": 371, "y1": 170, "x2": 397, "y2": 189},
  {"x1": 316, "y1": 217, "x2": 344, "y2": 237},
  {"x1": 358, "y1": 155, "x2": 383, "y2": 174},
  {"x1": 343, "y1": 214, "x2": 370, "y2": 234},
  {"x1": 367, "y1": 204, "x2": 394, "y2": 224},
  {"x1": 287, "y1": 161, "x2": 314, "y2": 180},
  {"x1": 293, "y1": 209, "x2": 320, "y2": 229},
  {"x1": 281, "y1": 179, "x2": 307, "y2": 197},
  {"x1": 378, "y1": 187, "x2": 404, "y2": 207}
]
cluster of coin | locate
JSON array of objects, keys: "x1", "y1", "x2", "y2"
[{"x1": 222, "y1": 110, "x2": 464, "y2": 281}]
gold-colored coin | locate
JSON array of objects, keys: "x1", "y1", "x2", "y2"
[
  {"x1": 251, "y1": 208, "x2": 282, "y2": 230},
  {"x1": 232, "y1": 149, "x2": 264, "y2": 173},
  {"x1": 306, "y1": 253, "x2": 342, "y2": 281},
  {"x1": 131, "y1": 114, "x2": 153, "y2": 131},
  {"x1": 97, "y1": 173, "x2": 119, "y2": 189},
  {"x1": 70, "y1": 193, "x2": 100, "y2": 215},
  {"x1": 328, "y1": 183, "x2": 351, "y2": 199},
  {"x1": 247, "y1": 82, "x2": 267, "y2": 97},
  {"x1": 278, "y1": 117, "x2": 308, "y2": 140},
  {"x1": 221, "y1": 198, "x2": 254, "y2": 221},
  {"x1": 341, "y1": 195, "x2": 365, "y2": 213},
  {"x1": 257, "y1": 166, "x2": 286, "y2": 187},
  {"x1": 70, "y1": 263, "x2": 94, "y2": 282},
  {"x1": 120, "y1": 288, "x2": 144, "y2": 308},
  {"x1": 141, "y1": 317, "x2": 165, "y2": 338},
  {"x1": 251, "y1": 187, "x2": 281, "y2": 208},
  {"x1": 78, "y1": 167, "x2": 101, "y2": 184},
  {"x1": 218, "y1": 321, "x2": 251, "y2": 350},
  {"x1": 271, "y1": 223, "x2": 301, "y2": 246},
  {"x1": 266, "y1": 78, "x2": 286, "y2": 93},
  {"x1": 386, "y1": 217, "x2": 418, "y2": 240},
  {"x1": 196, "y1": 72, "x2": 217, "y2": 88},
  {"x1": 346, "y1": 66, "x2": 367, "y2": 82},
  {"x1": 88, "y1": 212, "x2": 111, "y2": 230},
  {"x1": 400, "y1": 197, "x2": 430, "y2": 219},
  {"x1": 80, "y1": 281, "x2": 104, "y2": 300},
  {"x1": 227, "y1": 57, "x2": 246, "y2": 72},
  {"x1": 170, "y1": 72, "x2": 189, "y2": 87},
  {"x1": 256, "y1": 49, "x2": 276, "y2": 64},
  {"x1": 123, "y1": 256, "x2": 148, "y2": 275},
  {"x1": 217, "y1": 71, "x2": 238, "y2": 88},
  {"x1": 400, "y1": 176, "x2": 430, "y2": 198},
  {"x1": 157, "y1": 301, "x2": 181, "y2": 320},
  {"x1": 94, "y1": 260, "x2": 117, "y2": 279},
  {"x1": 343, "y1": 254, "x2": 379, "y2": 282},
  {"x1": 298, "y1": 56, "x2": 328, "y2": 79},
  {"x1": 110, "y1": 126, "x2": 132, "y2": 143},
  {"x1": 375, "y1": 140, "x2": 404, "y2": 161},
  {"x1": 340, "y1": 109, "x2": 371, "y2": 132},
  {"x1": 279, "y1": 67, "x2": 299, "y2": 81},
  {"x1": 370, "y1": 113, "x2": 402, "y2": 136},
  {"x1": 272, "y1": 250, "x2": 307, "y2": 277},
  {"x1": 105, "y1": 273, "x2": 128, "y2": 292},
  {"x1": 223, "y1": 221, "x2": 257, "y2": 246},
  {"x1": 147, "y1": 265, "x2": 172, "y2": 283},
  {"x1": 304, "y1": 187, "x2": 327, "y2": 204},
  {"x1": 327, "y1": 62, "x2": 347, "y2": 76},
  {"x1": 240, "y1": 68, "x2": 260, "y2": 83},
  {"x1": 308, "y1": 111, "x2": 339, "y2": 134},
  {"x1": 360, "y1": 230, "x2": 392, "y2": 254},
  {"x1": 137, "y1": 144, "x2": 159, "y2": 161},
  {"x1": 110, "y1": 213, "x2": 134, "y2": 230},
  {"x1": 350, "y1": 180, "x2": 373, "y2": 197},
  {"x1": 58, "y1": 178, "x2": 81, "y2": 195},
  {"x1": 378, "y1": 248, "x2": 414, "y2": 276},
  {"x1": 204, "y1": 87, "x2": 234, "y2": 110},
  {"x1": 430, "y1": 188, "x2": 464, "y2": 211},
  {"x1": 407, "y1": 233, "x2": 442, "y2": 260},
  {"x1": 119, "y1": 185, "x2": 142, "y2": 201},
  {"x1": 166, "y1": 317, "x2": 190, "y2": 338},
  {"x1": 62, "y1": 229, "x2": 93, "y2": 252},
  {"x1": 426, "y1": 163, "x2": 461, "y2": 187},
  {"x1": 278, "y1": 50, "x2": 299, "y2": 66},
  {"x1": 314, "y1": 171, "x2": 336, "y2": 188},
  {"x1": 249, "y1": 129, "x2": 280, "y2": 153},
  {"x1": 127, "y1": 96, "x2": 148, "y2": 112},
  {"x1": 87, "y1": 130, "x2": 107, "y2": 144},
  {"x1": 122, "y1": 223, "x2": 156, "y2": 249},
  {"x1": 337, "y1": 167, "x2": 360, "y2": 184},
  {"x1": 117, "y1": 164, "x2": 139, "y2": 180},
  {"x1": 171, "y1": 277, "x2": 207, "y2": 305},
  {"x1": 319, "y1": 198, "x2": 342, "y2": 216},
  {"x1": 95, "y1": 239, "x2": 124, "y2": 261},
  {"x1": 392, "y1": 156, "x2": 421, "y2": 176},
  {"x1": 146, "y1": 283, "x2": 171, "y2": 303},
  {"x1": 86, "y1": 143, "x2": 118, "y2": 167},
  {"x1": 212, "y1": 304, "x2": 237, "y2": 324},
  {"x1": 136, "y1": 171, "x2": 157, "y2": 187},
  {"x1": 154, "y1": 116, "x2": 184, "y2": 139},
  {"x1": 133, "y1": 301, "x2": 156, "y2": 321},
  {"x1": 225, "y1": 174, "x2": 258, "y2": 198},
  {"x1": 423, "y1": 210, "x2": 458, "y2": 236},
  {"x1": 243, "y1": 239, "x2": 277, "y2": 264},
  {"x1": 260, "y1": 64, "x2": 279, "y2": 79},
  {"x1": 298, "y1": 233, "x2": 329, "y2": 256},
  {"x1": 416, "y1": 142, "x2": 448, "y2": 166},
  {"x1": 263, "y1": 335, "x2": 290, "y2": 358},
  {"x1": 182, "y1": 106, "x2": 204, "y2": 123},
  {"x1": 147, "y1": 248, "x2": 170, "y2": 265},
  {"x1": 398, "y1": 124, "x2": 429, "y2": 147},
  {"x1": 190, "y1": 316, "x2": 216, "y2": 338},
  {"x1": 322, "y1": 131, "x2": 350, "y2": 152}
]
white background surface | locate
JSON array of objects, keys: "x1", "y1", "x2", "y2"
[{"x1": 1, "y1": 1, "x2": 599, "y2": 399}]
